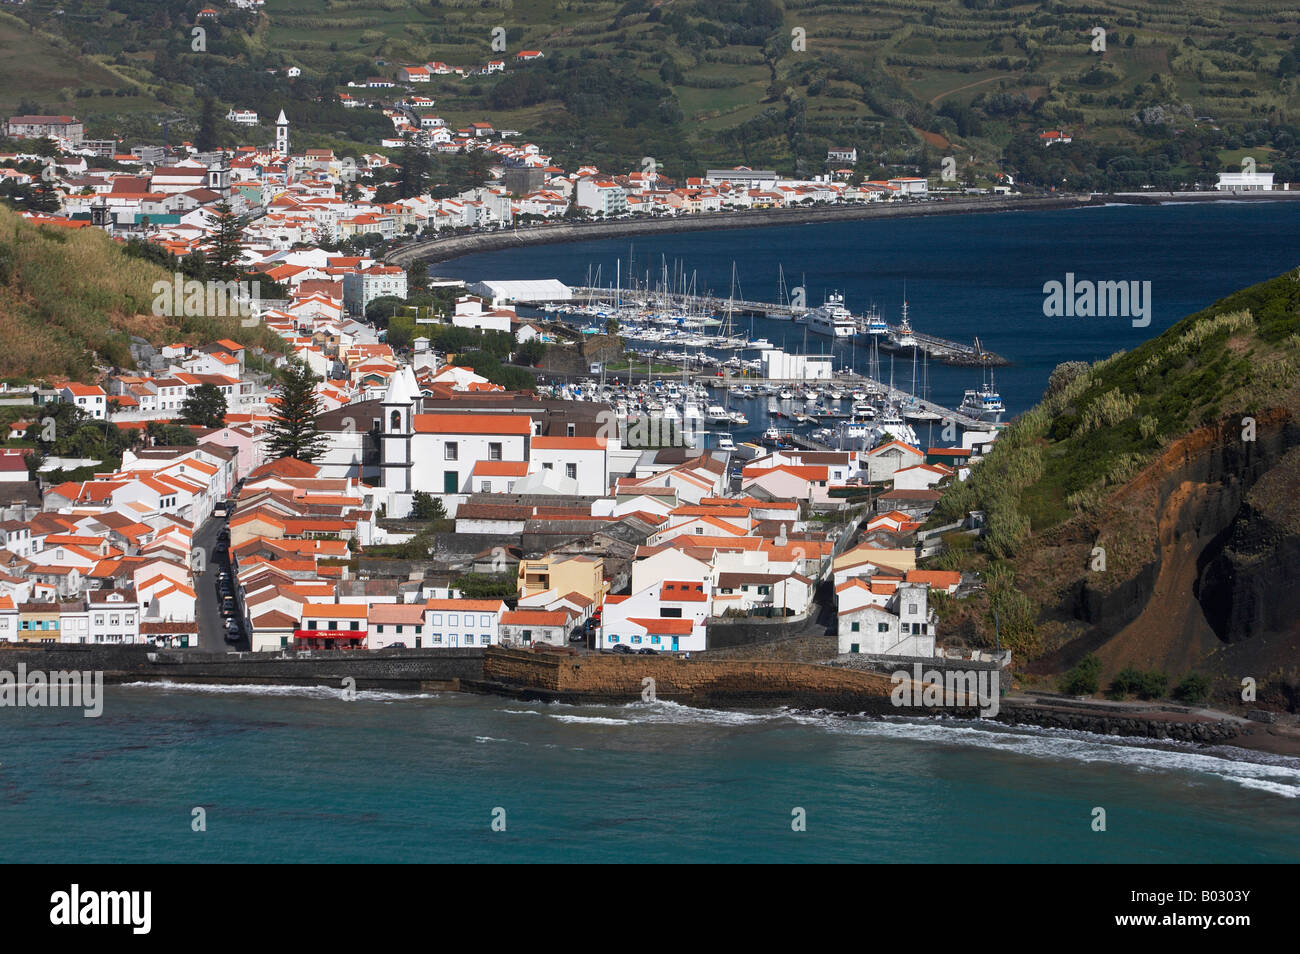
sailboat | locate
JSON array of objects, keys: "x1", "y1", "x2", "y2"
[{"x1": 771, "y1": 264, "x2": 795, "y2": 321}]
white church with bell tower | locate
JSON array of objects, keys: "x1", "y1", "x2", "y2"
[{"x1": 275, "y1": 109, "x2": 290, "y2": 158}]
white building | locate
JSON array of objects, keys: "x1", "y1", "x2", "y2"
[
  {"x1": 760, "y1": 349, "x2": 833, "y2": 381},
  {"x1": 379, "y1": 367, "x2": 530, "y2": 516},
  {"x1": 575, "y1": 178, "x2": 628, "y2": 215},
  {"x1": 528, "y1": 436, "x2": 609, "y2": 496},
  {"x1": 342, "y1": 265, "x2": 407, "y2": 316},
  {"x1": 837, "y1": 581, "x2": 934, "y2": 656},
  {"x1": 60, "y1": 383, "x2": 107, "y2": 419},
  {"x1": 599, "y1": 578, "x2": 710, "y2": 653},
  {"x1": 1215, "y1": 171, "x2": 1275, "y2": 191},
  {"x1": 421, "y1": 598, "x2": 506, "y2": 648}
]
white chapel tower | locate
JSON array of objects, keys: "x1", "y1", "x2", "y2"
[{"x1": 275, "y1": 109, "x2": 290, "y2": 158}]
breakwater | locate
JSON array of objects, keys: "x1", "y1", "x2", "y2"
[{"x1": 471, "y1": 648, "x2": 1247, "y2": 744}]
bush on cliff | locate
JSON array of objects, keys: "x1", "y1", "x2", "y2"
[
  {"x1": 1172, "y1": 672, "x2": 1211, "y2": 706},
  {"x1": 1059, "y1": 653, "x2": 1102, "y2": 695},
  {"x1": 1108, "y1": 666, "x2": 1169, "y2": 701}
]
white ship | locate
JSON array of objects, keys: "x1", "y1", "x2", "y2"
[
  {"x1": 862, "y1": 303, "x2": 887, "y2": 336},
  {"x1": 891, "y1": 299, "x2": 918, "y2": 349},
  {"x1": 872, "y1": 407, "x2": 920, "y2": 447},
  {"x1": 959, "y1": 369, "x2": 1005, "y2": 423},
  {"x1": 807, "y1": 292, "x2": 857, "y2": 338}
]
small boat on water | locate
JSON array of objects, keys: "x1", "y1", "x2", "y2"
[
  {"x1": 705, "y1": 404, "x2": 731, "y2": 426},
  {"x1": 716, "y1": 431, "x2": 736, "y2": 451}
]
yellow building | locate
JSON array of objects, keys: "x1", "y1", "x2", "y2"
[{"x1": 517, "y1": 554, "x2": 607, "y2": 605}]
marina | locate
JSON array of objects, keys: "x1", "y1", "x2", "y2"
[
  {"x1": 532, "y1": 283, "x2": 1008, "y2": 367},
  {"x1": 539, "y1": 358, "x2": 1000, "y2": 456}
]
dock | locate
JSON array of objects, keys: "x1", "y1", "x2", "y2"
[
  {"x1": 704, "y1": 373, "x2": 994, "y2": 432},
  {"x1": 537, "y1": 287, "x2": 1008, "y2": 367}
]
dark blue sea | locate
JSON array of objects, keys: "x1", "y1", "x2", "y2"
[{"x1": 436, "y1": 201, "x2": 1300, "y2": 422}]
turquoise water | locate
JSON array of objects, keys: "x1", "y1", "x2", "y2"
[
  {"x1": 2, "y1": 684, "x2": 1296, "y2": 863},
  {"x1": 6, "y1": 204, "x2": 1300, "y2": 863}
]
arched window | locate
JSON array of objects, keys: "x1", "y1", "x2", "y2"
[{"x1": 390, "y1": 409, "x2": 401, "y2": 430}]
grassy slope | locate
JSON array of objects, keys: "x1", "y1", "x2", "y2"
[{"x1": 0, "y1": 205, "x2": 282, "y2": 381}]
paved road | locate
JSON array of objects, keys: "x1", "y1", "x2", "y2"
[{"x1": 193, "y1": 510, "x2": 244, "y2": 651}]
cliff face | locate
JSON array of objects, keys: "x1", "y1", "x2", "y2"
[{"x1": 1032, "y1": 408, "x2": 1300, "y2": 678}]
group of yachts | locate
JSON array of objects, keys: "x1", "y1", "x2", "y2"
[{"x1": 535, "y1": 376, "x2": 964, "y2": 452}]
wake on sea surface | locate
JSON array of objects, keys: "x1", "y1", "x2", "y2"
[{"x1": 115, "y1": 682, "x2": 1300, "y2": 799}]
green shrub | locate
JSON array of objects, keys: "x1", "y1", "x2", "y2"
[
  {"x1": 1059, "y1": 653, "x2": 1101, "y2": 695},
  {"x1": 1172, "y1": 672, "x2": 1211, "y2": 705}
]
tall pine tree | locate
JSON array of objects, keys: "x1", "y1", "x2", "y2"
[
  {"x1": 264, "y1": 360, "x2": 329, "y2": 463},
  {"x1": 206, "y1": 201, "x2": 244, "y2": 279},
  {"x1": 196, "y1": 96, "x2": 219, "y2": 152}
]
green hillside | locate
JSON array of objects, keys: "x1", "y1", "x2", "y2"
[
  {"x1": 3, "y1": 1, "x2": 1299, "y2": 187},
  {"x1": 0, "y1": 205, "x2": 281, "y2": 380}
]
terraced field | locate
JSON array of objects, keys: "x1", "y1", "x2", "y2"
[{"x1": 2, "y1": 1, "x2": 1298, "y2": 184}]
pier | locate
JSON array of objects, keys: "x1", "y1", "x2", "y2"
[
  {"x1": 536, "y1": 287, "x2": 1008, "y2": 367},
  {"x1": 703, "y1": 373, "x2": 995, "y2": 432}
]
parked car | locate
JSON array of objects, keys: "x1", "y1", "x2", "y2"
[
  {"x1": 636, "y1": 647, "x2": 657, "y2": 655},
  {"x1": 387, "y1": 642, "x2": 407, "y2": 649},
  {"x1": 611, "y1": 644, "x2": 633, "y2": 654}
]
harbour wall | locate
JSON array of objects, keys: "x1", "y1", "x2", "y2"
[
  {"x1": 472, "y1": 648, "x2": 1244, "y2": 742},
  {"x1": 473, "y1": 646, "x2": 919, "y2": 713},
  {"x1": 0, "y1": 645, "x2": 485, "y2": 690},
  {"x1": 1, "y1": 643, "x2": 1247, "y2": 743}
]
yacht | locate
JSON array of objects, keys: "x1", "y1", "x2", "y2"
[
  {"x1": 748, "y1": 338, "x2": 777, "y2": 350},
  {"x1": 778, "y1": 388, "x2": 794, "y2": 400},
  {"x1": 872, "y1": 407, "x2": 920, "y2": 447},
  {"x1": 716, "y1": 432, "x2": 736, "y2": 451},
  {"x1": 705, "y1": 404, "x2": 731, "y2": 426},
  {"x1": 807, "y1": 292, "x2": 858, "y2": 338},
  {"x1": 728, "y1": 410, "x2": 749, "y2": 427}
]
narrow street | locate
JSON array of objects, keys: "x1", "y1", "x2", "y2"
[{"x1": 192, "y1": 508, "x2": 242, "y2": 651}]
